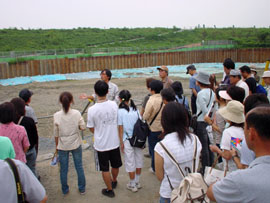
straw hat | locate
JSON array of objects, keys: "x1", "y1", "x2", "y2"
[
  {"x1": 219, "y1": 100, "x2": 245, "y2": 124},
  {"x1": 194, "y1": 71, "x2": 210, "y2": 85}
]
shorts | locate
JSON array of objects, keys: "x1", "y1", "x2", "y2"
[
  {"x1": 97, "y1": 147, "x2": 122, "y2": 172},
  {"x1": 123, "y1": 140, "x2": 144, "y2": 172}
]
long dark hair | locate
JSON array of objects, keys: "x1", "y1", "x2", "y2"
[
  {"x1": 59, "y1": 92, "x2": 73, "y2": 113},
  {"x1": 118, "y1": 90, "x2": 137, "y2": 112},
  {"x1": 161, "y1": 102, "x2": 190, "y2": 144},
  {"x1": 10, "y1": 97, "x2": 25, "y2": 123}
]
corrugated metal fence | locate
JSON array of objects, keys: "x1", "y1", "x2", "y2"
[{"x1": 1, "y1": 48, "x2": 270, "y2": 79}]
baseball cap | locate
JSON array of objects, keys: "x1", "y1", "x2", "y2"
[
  {"x1": 186, "y1": 65, "x2": 196, "y2": 74},
  {"x1": 157, "y1": 66, "x2": 168, "y2": 72},
  {"x1": 229, "y1": 70, "x2": 241, "y2": 76},
  {"x1": 19, "y1": 89, "x2": 33, "y2": 102}
]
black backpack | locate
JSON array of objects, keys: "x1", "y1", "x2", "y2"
[
  {"x1": 129, "y1": 102, "x2": 163, "y2": 148},
  {"x1": 129, "y1": 112, "x2": 150, "y2": 148}
]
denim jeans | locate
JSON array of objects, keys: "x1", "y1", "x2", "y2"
[
  {"x1": 148, "y1": 131, "x2": 162, "y2": 171},
  {"x1": 160, "y1": 196, "x2": 171, "y2": 203},
  {"x1": 58, "y1": 145, "x2": 86, "y2": 194},
  {"x1": 197, "y1": 121, "x2": 214, "y2": 174},
  {"x1": 26, "y1": 147, "x2": 37, "y2": 177}
]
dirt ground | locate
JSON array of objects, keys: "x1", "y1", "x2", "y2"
[{"x1": 0, "y1": 74, "x2": 224, "y2": 203}]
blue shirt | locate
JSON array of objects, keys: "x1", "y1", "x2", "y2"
[
  {"x1": 240, "y1": 139, "x2": 255, "y2": 166},
  {"x1": 213, "y1": 156, "x2": 270, "y2": 203},
  {"x1": 196, "y1": 88, "x2": 215, "y2": 121},
  {"x1": 118, "y1": 108, "x2": 140, "y2": 141},
  {"x1": 175, "y1": 95, "x2": 190, "y2": 111},
  {"x1": 189, "y1": 73, "x2": 200, "y2": 94}
]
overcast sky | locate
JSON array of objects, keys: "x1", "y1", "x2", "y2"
[{"x1": 1, "y1": 0, "x2": 269, "y2": 29}]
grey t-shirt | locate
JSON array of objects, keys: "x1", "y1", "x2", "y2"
[
  {"x1": 25, "y1": 105, "x2": 38, "y2": 124},
  {"x1": 0, "y1": 159, "x2": 46, "y2": 203},
  {"x1": 213, "y1": 156, "x2": 270, "y2": 203}
]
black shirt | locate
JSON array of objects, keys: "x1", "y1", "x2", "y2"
[
  {"x1": 20, "y1": 116, "x2": 38, "y2": 150},
  {"x1": 245, "y1": 77, "x2": 257, "y2": 94}
]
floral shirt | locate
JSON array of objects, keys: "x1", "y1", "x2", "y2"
[{"x1": 0, "y1": 122, "x2": 30, "y2": 163}]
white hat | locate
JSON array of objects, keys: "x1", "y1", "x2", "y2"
[
  {"x1": 219, "y1": 100, "x2": 245, "y2": 124},
  {"x1": 194, "y1": 71, "x2": 210, "y2": 85},
  {"x1": 262, "y1": 71, "x2": 270, "y2": 78},
  {"x1": 219, "y1": 90, "x2": 232, "y2": 101}
]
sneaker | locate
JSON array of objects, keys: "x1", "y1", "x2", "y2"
[
  {"x1": 126, "y1": 183, "x2": 138, "y2": 192},
  {"x1": 136, "y1": 182, "x2": 142, "y2": 189},
  {"x1": 149, "y1": 167, "x2": 155, "y2": 174},
  {"x1": 101, "y1": 189, "x2": 115, "y2": 198},
  {"x1": 112, "y1": 181, "x2": 118, "y2": 189},
  {"x1": 79, "y1": 190, "x2": 86, "y2": 195}
]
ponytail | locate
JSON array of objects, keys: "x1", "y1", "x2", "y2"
[
  {"x1": 130, "y1": 99, "x2": 137, "y2": 111},
  {"x1": 59, "y1": 92, "x2": 73, "y2": 113}
]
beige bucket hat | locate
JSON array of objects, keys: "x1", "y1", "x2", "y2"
[{"x1": 219, "y1": 100, "x2": 245, "y2": 124}]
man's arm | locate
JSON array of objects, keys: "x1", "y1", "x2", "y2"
[{"x1": 191, "y1": 88, "x2": 198, "y2": 97}]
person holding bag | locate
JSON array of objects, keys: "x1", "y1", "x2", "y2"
[
  {"x1": 154, "y1": 102, "x2": 202, "y2": 203},
  {"x1": 194, "y1": 71, "x2": 215, "y2": 174},
  {"x1": 54, "y1": 92, "x2": 86, "y2": 195},
  {"x1": 118, "y1": 90, "x2": 143, "y2": 192}
]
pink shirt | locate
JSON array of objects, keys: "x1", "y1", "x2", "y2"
[{"x1": 0, "y1": 122, "x2": 30, "y2": 163}]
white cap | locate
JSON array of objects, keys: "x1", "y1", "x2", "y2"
[{"x1": 262, "y1": 71, "x2": 270, "y2": 78}]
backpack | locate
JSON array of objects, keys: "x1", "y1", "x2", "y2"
[
  {"x1": 129, "y1": 102, "x2": 163, "y2": 148},
  {"x1": 129, "y1": 111, "x2": 150, "y2": 148},
  {"x1": 256, "y1": 84, "x2": 267, "y2": 96},
  {"x1": 160, "y1": 135, "x2": 209, "y2": 203}
]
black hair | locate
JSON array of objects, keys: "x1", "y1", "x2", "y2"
[
  {"x1": 171, "y1": 81, "x2": 183, "y2": 99},
  {"x1": 223, "y1": 58, "x2": 235, "y2": 70},
  {"x1": 227, "y1": 86, "x2": 245, "y2": 103},
  {"x1": 229, "y1": 122, "x2": 244, "y2": 129},
  {"x1": 146, "y1": 78, "x2": 155, "y2": 88},
  {"x1": 239, "y1": 65, "x2": 251, "y2": 74},
  {"x1": 161, "y1": 88, "x2": 176, "y2": 102},
  {"x1": 101, "y1": 69, "x2": 112, "y2": 81},
  {"x1": 244, "y1": 93, "x2": 269, "y2": 115},
  {"x1": 246, "y1": 106, "x2": 270, "y2": 140},
  {"x1": 149, "y1": 80, "x2": 163, "y2": 94},
  {"x1": 59, "y1": 92, "x2": 73, "y2": 113},
  {"x1": 0, "y1": 102, "x2": 15, "y2": 124},
  {"x1": 118, "y1": 89, "x2": 137, "y2": 112},
  {"x1": 10, "y1": 97, "x2": 25, "y2": 123},
  {"x1": 94, "y1": 80, "x2": 109, "y2": 97},
  {"x1": 161, "y1": 102, "x2": 190, "y2": 144}
]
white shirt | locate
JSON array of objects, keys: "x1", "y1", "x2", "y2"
[
  {"x1": 236, "y1": 80, "x2": 249, "y2": 100},
  {"x1": 154, "y1": 132, "x2": 202, "y2": 198},
  {"x1": 196, "y1": 88, "x2": 215, "y2": 121},
  {"x1": 54, "y1": 109, "x2": 85, "y2": 150},
  {"x1": 220, "y1": 126, "x2": 244, "y2": 172},
  {"x1": 87, "y1": 100, "x2": 119, "y2": 151}
]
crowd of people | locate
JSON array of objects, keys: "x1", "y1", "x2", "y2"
[{"x1": 1, "y1": 60, "x2": 270, "y2": 202}]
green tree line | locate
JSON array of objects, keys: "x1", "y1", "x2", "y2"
[{"x1": 0, "y1": 27, "x2": 269, "y2": 52}]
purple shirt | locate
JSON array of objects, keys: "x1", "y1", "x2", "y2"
[{"x1": 0, "y1": 122, "x2": 30, "y2": 163}]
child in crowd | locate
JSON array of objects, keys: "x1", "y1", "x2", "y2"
[
  {"x1": 210, "y1": 100, "x2": 245, "y2": 172},
  {"x1": 118, "y1": 90, "x2": 143, "y2": 192},
  {"x1": 262, "y1": 70, "x2": 270, "y2": 101}
]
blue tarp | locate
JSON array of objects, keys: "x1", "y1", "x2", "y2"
[{"x1": 0, "y1": 63, "x2": 265, "y2": 86}]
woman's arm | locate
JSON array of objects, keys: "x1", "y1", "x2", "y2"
[
  {"x1": 155, "y1": 152, "x2": 164, "y2": 182},
  {"x1": 118, "y1": 125, "x2": 124, "y2": 153},
  {"x1": 210, "y1": 145, "x2": 231, "y2": 160}
]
